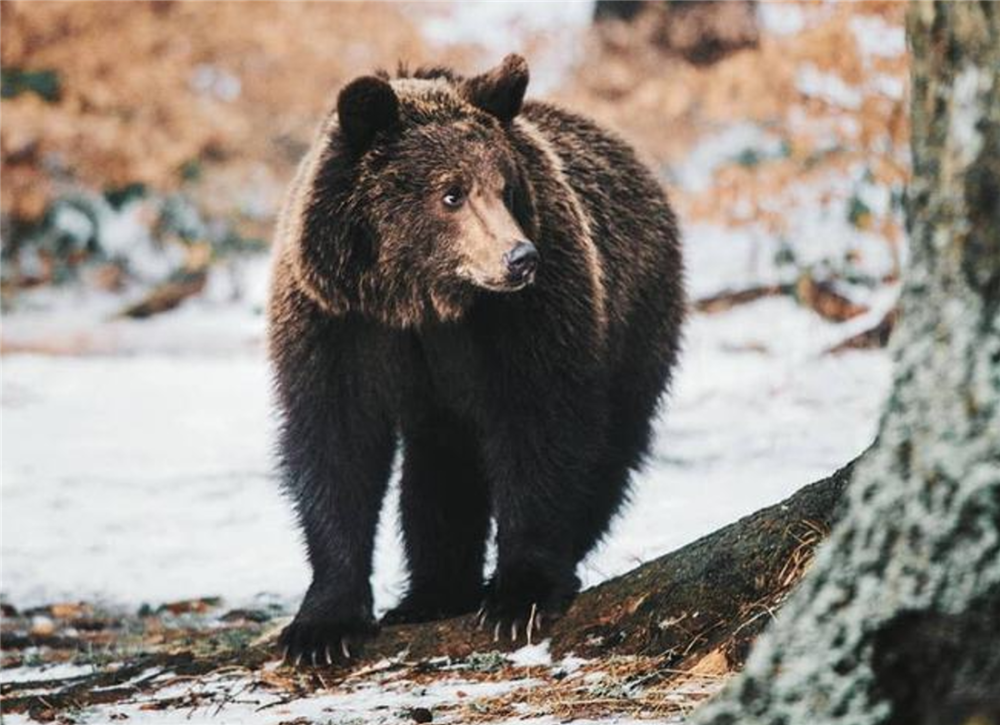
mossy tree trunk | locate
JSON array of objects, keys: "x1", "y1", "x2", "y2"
[{"x1": 693, "y1": 3, "x2": 1000, "y2": 724}]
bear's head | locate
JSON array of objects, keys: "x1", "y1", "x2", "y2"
[{"x1": 293, "y1": 54, "x2": 540, "y2": 327}]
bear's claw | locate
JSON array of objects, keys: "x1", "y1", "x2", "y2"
[
  {"x1": 278, "y1": 617, "x2": 376, "y2": 668},
  {"x1": 478, "y1": 566, "x2": 577, "y2": 645},
  {"x1": 480, "y1": 600, "x2": 547, "y2": 645}
]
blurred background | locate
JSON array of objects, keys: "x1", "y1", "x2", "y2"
[{"x1": 1, "y1": 1, "x2": 906, "y2": 614}]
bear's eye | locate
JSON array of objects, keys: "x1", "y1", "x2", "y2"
[{"x1": 442, "y1": 187, "x2": 465, "y2": 209}]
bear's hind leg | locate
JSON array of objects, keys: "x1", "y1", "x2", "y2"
[
  {"x1": 572, "y1": 353, "x2": 673, "y2": 560},
  {"x1": 382, "y1": 409, "x2": 490, "y2": 625},
  {"x1": 571, "y1": 454, "x2": 637, "y2": 562}
]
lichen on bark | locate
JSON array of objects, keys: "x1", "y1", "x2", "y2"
[{"x1": 692, "y1": 3, "x2": 1000, "y2": 724}]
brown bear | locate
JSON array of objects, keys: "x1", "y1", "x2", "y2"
[{"x1": 268, "y1": 54, "x2": 684, "y2": 665}]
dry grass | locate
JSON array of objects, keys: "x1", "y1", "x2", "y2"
[
  {"x1": 0, "y1": 2, "x2": 473, "y2": 220},
  {"x1": 3, "y1": 3, "x2": 907, "y2": 224},
  {"x1": 3, "y1": 2, "x2": 909, "y2": 298},
  {"x1": 451, "y1": 655, "x2": 723, "y2": 723},
  {"x1": 557, "y1": 1, "x2": 909, "y2": 266}
]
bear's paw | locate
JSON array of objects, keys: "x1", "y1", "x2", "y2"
[
  {"x1": 479, "y1": 565, "x2": 580, "y2": 645},
  {"x1": 278, "y1": 615, "x2": 378, "y2": 668}
]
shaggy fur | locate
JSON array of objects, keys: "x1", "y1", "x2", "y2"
[{"x1": 269, "y1": 54, "x2": 685, "y2": 665}]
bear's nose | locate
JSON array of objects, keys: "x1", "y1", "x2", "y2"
[{"x1": 504, "y1": 241, "x2": 539, "y2": 284}]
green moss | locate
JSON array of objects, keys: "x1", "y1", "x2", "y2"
[
  {"x1": 846, "y1": 194, "x2": 873, "y2": 229},
  {"x1": 104, "y1": 183, "x2": 148, "y2": 210},
  {"x1": 1, "y1": 68, "x2": 61, "y2": 102}
]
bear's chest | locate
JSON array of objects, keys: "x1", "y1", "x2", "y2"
[{"x1": 408, "y1": 322, "x2": 497, "y2": 421}]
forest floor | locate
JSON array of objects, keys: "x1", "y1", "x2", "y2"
[
  {"x1": 0, "y1": 248, "x2": 892, "y2": 724},
  {"x1": 1, "y1": 3, "x2": 906, "y2": 722}
]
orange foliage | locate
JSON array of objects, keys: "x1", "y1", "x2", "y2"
[
  {"x1": 2, "y1": 1, "x2": 909, "y2": 264},
  {"x1": 556, "y1": 1, "x2": 909, "y2": 249},
  {"x1": 0, "y1": 1, "x2": 466, "y2": 220}
]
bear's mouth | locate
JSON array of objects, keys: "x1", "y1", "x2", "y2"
[
  {"x1": 504, "y1": 270, "x2": 536, "y2": 291},
  {"x1": 456, "y1": 266, "x2": 536, "y2": 293},
  {"x1": 472, "y1": 272, "x2": 536, "y2": 293}
]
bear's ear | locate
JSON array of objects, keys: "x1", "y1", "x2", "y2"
[
  {"x1": 337, "y1": 76, "x2": 400, "y2": 154},
  {"x1": 461, "y1": 54, "x2": 529, "y2": 124}
]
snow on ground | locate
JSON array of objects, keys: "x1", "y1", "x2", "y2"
[
  {"x1": 0, "y1": 5, "x2": 903, "y2": 724},
  {"x1": 0, "y1": 652, "x2": 702, "y2": 725},
  {"x1": 1, "y1": 239, "x2": 892, "y2": 613},
  {"x1": 0, "y1": 661, "x2": 98, "y2": 685},
  {"x1": 414, "y1": 1, "x2": 593, "y2": 93},
  {"x1": 583, "y1": 295, "x2": 890, "y2": 584},
  {"x1": 0, "y1": 661, "x2": 548, "y2": 725}
]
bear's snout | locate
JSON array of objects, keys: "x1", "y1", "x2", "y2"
[{"x1": 504, "y1": 241, "x2": 539, "y2": 286}]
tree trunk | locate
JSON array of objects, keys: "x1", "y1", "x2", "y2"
[{"x1": 692, "y1": 3, "x2": 1000, "y2": 724}]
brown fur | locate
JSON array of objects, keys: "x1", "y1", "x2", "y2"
[{"x1": 267, "y1": 55, "x2": 685, "y2": 665}]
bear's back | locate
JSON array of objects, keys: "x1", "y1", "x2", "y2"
[{"x1": 515, "y1": 101, "x2": 683, "y2": 336}]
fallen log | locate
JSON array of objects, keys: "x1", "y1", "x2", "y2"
[
  {"x1": 118, "y1": 267, "x2": 207, "y2": 319},
  {"x1": 794, "y1": 276, "x2": 868, "y2": 322},
  {"x1": 0, "y1": 457, "x2": 861, "y2": 717},
  {"x1": 694, "y1": 277, "x2": 871, "y2": 323},
  {"x1": 363, "y1": 455, "x2": 859, "y2": 670},
  {"x1": 693, "y1": 284, "x2": 791, "y2": 314},
  {"x1": 827, "y1": 308, "x2": 898, "y2": 353}
]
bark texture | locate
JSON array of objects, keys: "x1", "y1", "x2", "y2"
[
  {"x1": 693, "y1": 3, "x2": 1000, "y2": 724},
  {"x1": 363, "y1": 460, "x2": 854, "y2": 665}
]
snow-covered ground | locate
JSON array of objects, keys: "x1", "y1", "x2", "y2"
[
  {"x1": 1, "y1": 0, "x2": 900, "y2": 615},
  {"x1": 1, "y1": 239, "x2": 892, "y2": 614},
  {"x1": 0, "y1": 643, "x2": 714, "y2": 725},
  {"x1": 0, "y1": 243, "x2": 891, "y2": 725},
  {"x1": 0, "y1": 5, "x2": 906, "y2": 725}
]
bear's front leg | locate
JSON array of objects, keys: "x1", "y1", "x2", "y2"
[
  {"x1": 276, "y1": 406, "x2": 396, "y2": 665},
  {"x1": 382, "y1": 405, "x2": 491, "y2": 625},
  {"x1": 479, "y1": 388, "x2": 604, "y2": 642},
  {"x1": 272, "y1": 315, "x2": 398, "y2": 666}
]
